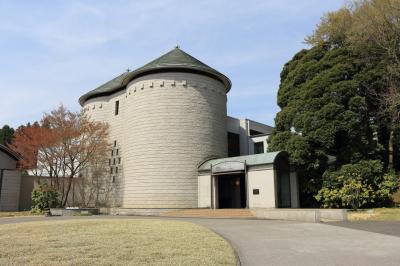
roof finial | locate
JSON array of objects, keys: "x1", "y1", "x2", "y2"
[{"x1": 175, "y1": 45, "x2": 180, "y2": 49}]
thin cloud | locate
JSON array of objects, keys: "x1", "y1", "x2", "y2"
[{"x1": 0, "y1": 0, "x2": 345, "y2": 128}]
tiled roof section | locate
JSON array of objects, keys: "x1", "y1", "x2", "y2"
[
  {"x1": 79, "y1": 47, "x2": 231, "y2": 106},
  {"x1": 198, "y1": 151, "x2": 286, "y2": 171}
]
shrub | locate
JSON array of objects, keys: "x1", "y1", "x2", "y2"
[
  {"x1": 315, "y1": 160, "x2": 399, "y2": 209},
  {"x1": 31, "y1": 181, "x2": 61, "y2": 213}
]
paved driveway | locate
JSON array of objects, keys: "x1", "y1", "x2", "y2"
[
  {"x1": 188, "y1": 218, "x2": 400, "y2": 266},
  {"x1": 329, "y1": 220, "x2": 400, "y2": 237},
  {"x1": 1, "y1": 216, "x2": 400, "y2": 266}
]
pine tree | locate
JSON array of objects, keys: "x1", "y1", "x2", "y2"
[{"x1": 0, "y1": 125, "x2": 15, "y2": 145}]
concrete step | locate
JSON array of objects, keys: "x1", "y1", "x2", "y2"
[{"x1": 161, "y1": 208, "x2": 255, "y2": 218}]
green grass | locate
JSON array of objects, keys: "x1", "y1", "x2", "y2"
[
  {"x1": 348, "y1": 208, "x2": 400, "y2": 221},
  {"x1": 0, "y1": 219, "x2": 237, "y2": 265},
  {"x1": 0, "y1": 211, "x2": 40, "y2": 218}
]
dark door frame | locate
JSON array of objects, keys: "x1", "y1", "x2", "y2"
[{"x1": 212, "y1": 171, "x2": 248, "y2": 209}]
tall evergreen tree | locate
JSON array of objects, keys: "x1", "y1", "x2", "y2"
[
  {"x1": 269, "y1": 45, "x2": 384, "y2": 205},
  {"x1": 0, "y1": 125, "x2": 15, "y2": 145},
  {"x1": 269, "y1": 0, "x2": 400, "y2": 206}
]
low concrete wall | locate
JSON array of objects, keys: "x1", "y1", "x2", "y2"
[
  {"x1": 112, "y1": 208, "x2": 182, "y2": 216},
  {"x1": 50, "y1": 208, "x2": 99, "y2": 216},
  {"x1": 112, "y1": 207, "x2": 347, "y2": 222},
  {"x1": 19, "y1": 176, "x2": 85, "y2": 211},
  {"x1": 318, "y1": 209, "x2": 348, "y2": 222},
  {"x1": 19, "y1": 175, "x2": 36, "y2": 211},
  {"x1": 252, "y1": 208, "x2": 347, "y2": 223}
]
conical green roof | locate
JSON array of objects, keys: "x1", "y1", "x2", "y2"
[
  {"x1": 79, "y1": 71, "x2": 130, "y2": 105},
  {"x1": 79, "y1": 47, "x2": 231, "y2": 106}
]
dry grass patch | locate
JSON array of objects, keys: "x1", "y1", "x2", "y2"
[
  {"x1": 0, "y1": 219, "x2": 236, "y2": 265},
  {"x1": 0, "y1": 211, "x2": 39, "y2": 218},
  {"x1": 348, "y1": 208, "x2": 400, "y2": 221}
]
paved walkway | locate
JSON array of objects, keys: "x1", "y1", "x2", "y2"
[{"x1": 1, "y1": 216, "x2": 400, "y2": 266}]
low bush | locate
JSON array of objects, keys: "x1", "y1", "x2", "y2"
[
  {"x1": 31, "y1": 181, "x2": 61, "y2": 213},
  {"x1": 315, "y1": 160, "x2": 399, "y2": 209}
]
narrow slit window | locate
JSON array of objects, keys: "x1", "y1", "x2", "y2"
[{"x1": 115, "y1": 100, "x2": 119, "y2": 115}]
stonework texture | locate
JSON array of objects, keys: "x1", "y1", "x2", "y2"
[{"x1": 84, "y1": 72, "x2": 228, "y2": 208}]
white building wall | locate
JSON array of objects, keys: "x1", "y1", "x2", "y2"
[
  {"x1": 239, "y1": 119, "x2": 250, "y2": 155},
  {"x1": 249, "y1": 135, "x2": 269, "y2": 154},
  {"x1": 84, "y1": 72, "x2": 227, "y2": 208},
  {"x1": 227, "y1": 116, "x2": 240, "y2": 133},
  {"x1": 83, "y1": 90, "x2": 128, "y2": 207},
  {"x1": 123, "y1": 73, "x2": 227, "y2": 208},
  {"x1": 198, "y1": 174, "x2": 211, "y2": 208},
  {"x1": 197, "y1": 167, "x2": 299, "y2": 209},
  {"x1": 227, "y1": 117, "x2": 273, "y2": 156},
  {"x1": 247, "y1": 167, "x2": 276, "y2": 208}
]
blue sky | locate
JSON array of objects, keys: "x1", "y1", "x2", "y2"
[{"x1": 0, "y1": 0, "x2": 344, "y2": 128}]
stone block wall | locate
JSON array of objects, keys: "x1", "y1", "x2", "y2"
[{"x1": 84, "y1": 72, "x2": 228, "y2": 208}]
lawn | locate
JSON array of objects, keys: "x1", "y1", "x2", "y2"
[
  {"x1": 0, "y1": 219, "x2": 236, "y2": 265},
  {"x1": 0, "y1": 211, "x2": 39, "y2": 218},
  {"x1": 348, "y1": 208, "x2": 400, "y2": 221}
]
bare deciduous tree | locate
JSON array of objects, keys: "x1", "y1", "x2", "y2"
[
  {"x1": 12, "y1": 105, "x2": 111, "y2": 207},
  {"x1": 77, "y1": 151, "x2": 117, "y2": 207}
]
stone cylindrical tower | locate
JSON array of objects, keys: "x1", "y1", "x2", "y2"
[{"x1": 79, "y1": 47, "x2": 231, "y2": 208}]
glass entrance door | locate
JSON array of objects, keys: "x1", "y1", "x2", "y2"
[{"x1": 217, "y1": 173, "x2": 246, "y2": 208}]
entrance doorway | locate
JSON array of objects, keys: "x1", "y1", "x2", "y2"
[{"x1": 217, "y1": 173, "x2": 246, "y2": 208}]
